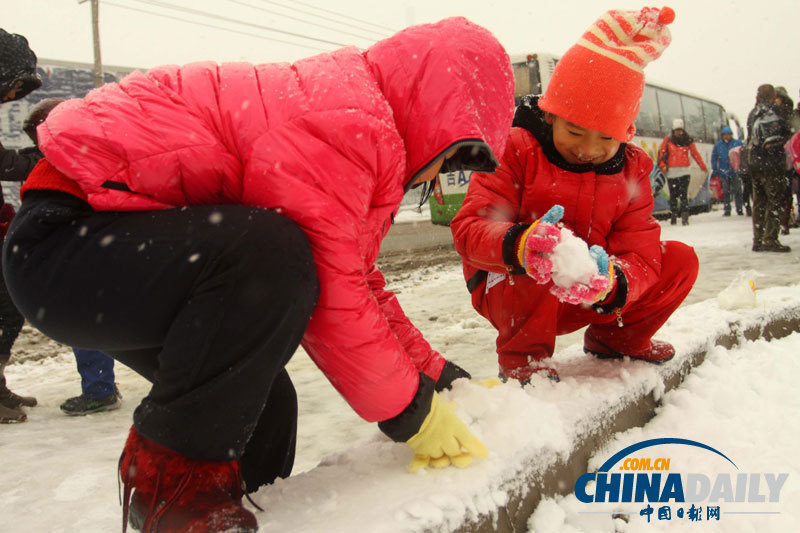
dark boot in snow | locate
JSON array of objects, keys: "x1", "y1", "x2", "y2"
[
  {"x1": 583, "y1": 329, "x2": 675, "y2": 364},
  {"x1": 681, "y1": 210, "x2": 689, "y2": 226},
  {"x1": 60, "y1": 392, "x2": 120, "y2": 416},
  {"x1": 0, "y1": 402, "x2": 26, "y2": 423},
  {"x1": 120, "y1": 426, "x2": 258, "y2": 533},
  {"x1": 0, "y1": 358, "x2": 37, "y2": 409},
  {"x1": 761, "y1": 241, "x2": 791, "y2": 253}
]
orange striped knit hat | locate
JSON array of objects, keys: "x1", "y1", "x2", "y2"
[{"x1": 539, "y1": 6, "x2": 675, "y2": 142}]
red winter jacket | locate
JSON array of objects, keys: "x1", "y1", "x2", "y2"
[
  {"x1": 657, "y1": 135, "x2": 708, "y2": 173},
  {"x1": 36, "y1": 18, "x2": 515, "y2": 423},
  {"x1": 451, "y1": 97, "x2": 662, "y2": 309}
]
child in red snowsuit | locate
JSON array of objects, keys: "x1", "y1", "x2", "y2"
[{"x1": 451, "y1": 6, "x2": 699, "y2": 382}]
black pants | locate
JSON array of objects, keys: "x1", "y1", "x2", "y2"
[
  {"x1": 751, "y1": 170, "x2": 787, "y2": 246},
  {"x1": 741, "y1": 172, "x2": 752, "y2": 210},
  {"x1": 667, "y1": 174, "x2": 690, "y2": 218},
  {"x1": 0, "y1": 263, "x2": 25, "y2": 393},
  {"x1": 3, "y1": 191, "x2": 318, "y2": 489}
]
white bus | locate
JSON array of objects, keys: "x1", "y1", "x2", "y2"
[{"x1": 428, "y1": 52, "x2": 743, "y2": 224}]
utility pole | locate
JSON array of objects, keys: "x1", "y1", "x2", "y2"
[
  {"x1": 91, "y1": 0, "x2": 103, "y2": 87},
  {"x1": 79, "y1": 0, "x2": 103, "y2": 88}
]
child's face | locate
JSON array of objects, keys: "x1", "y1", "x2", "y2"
[{"x1": 546, "y1": 114, "x2": 621, "y2": 165}]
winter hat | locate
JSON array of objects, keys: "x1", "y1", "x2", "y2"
[
  {"x1": 672, "y1": 118, "x2": 684, "y2": 130},
  {"x1": 0, "y1": 29, "x2": 41, "y2": 101},
  {"x1": 538, "y1": 6, "x2": 675, "y2": 142},
  {"x1": 721, "y1": 126, "x2": 732, "y2": 135}
]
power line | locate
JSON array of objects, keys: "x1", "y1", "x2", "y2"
[
  {"x1": 226, "y1": 0, "x2": 388, "y2": 42},
  {"x1": 126, "y1": 0, "x2": 350, "y2": 47},
  {"x1": 103, "y1": 0, "x2": 333, "y2": 53},
  {"x1": 266, "y1": 0, "x2": 398, "y2": 33},
  {"x1": 256, "y1": 0, "x2": 392, "y2": 38}
]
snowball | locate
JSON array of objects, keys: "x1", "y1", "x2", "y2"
[{"x1": 549, "y1": 227, "x2": 599, "y2": 288}]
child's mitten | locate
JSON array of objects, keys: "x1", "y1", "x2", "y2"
[
  {"x1": 516, "y1": 205, "x2": 564, "y2": 283},
  {"x1": 550, "y1": 245, "x2": 615, "y2": 305}
]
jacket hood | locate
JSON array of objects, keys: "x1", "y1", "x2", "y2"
[
  {"x1": 0, "y1": 29, "x2": 41, "y2": 100},
  {"x1": 364, "y1": 17, "x2": 515, "y2": 184}
]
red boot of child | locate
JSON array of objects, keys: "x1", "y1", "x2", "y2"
[
  {"x1": 498, "y1": 353, "x2": 560, "y2": 383},
  {"x1": 119, "y1": 426, "x2": 258, "y2": 533},
  {"x1": 583, "y1": 329, "x2": 675, "y2": 364}
]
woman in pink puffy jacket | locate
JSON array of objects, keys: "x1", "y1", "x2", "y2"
[{"x1": 2, "y1": 18, "x2": 514, "y2": 532}]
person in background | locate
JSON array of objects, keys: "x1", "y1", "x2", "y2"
[
  {"x1": 775, "y1": 87, "x2": 798, "y2": 233},
  {"x1": 658, "y1": 117, "x2": 709, "y2": 225},
  {"x1": 747, "y1": 84, "x2": 792, "y2": 252},
  {"x1": 711, "y1": 126, "x2": 744, "y2": 216},
  {"x1": 728, "y1": 142, "x2": 746, "y2": 215},
  {"x1": 60, "y1": 348, "x2": 121, "y2": 415},
  {"x1": 0, "y1": 28, "x2": 42, "y2": 424},
  {"x1": 3, "y1": 17, "x2": 514, "y2": 532},
  {"x1": 450, "y1": 6, "x2": 698, "y2": 383},
  {"x1": 787, "y1": 87, "x2": 800, "y2": 133}
]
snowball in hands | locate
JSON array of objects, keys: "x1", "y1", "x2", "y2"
[
  {"x1": 547, "y1": 227, "x2": 615, "y2": 305},
  {"x1": 549, "y1": 227, "x2": 600, "y2": 289}
]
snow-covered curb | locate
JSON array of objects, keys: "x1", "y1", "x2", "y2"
[{"x1": 249, "y1": 286, "x2": 800, "y2": 532}]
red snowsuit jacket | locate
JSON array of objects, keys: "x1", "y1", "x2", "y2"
[
  {"x1": 658, "y1": 136, "x2": 707, "y2": 173},
  {"x1": 451, "y1": 97, "x2": 662, "y2": 311},
  {"x1": 36, "y1": 18, "x2": 515, "y2": 423}
]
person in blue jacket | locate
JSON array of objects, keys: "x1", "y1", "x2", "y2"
[{"x1": 711, "y1": 126, "x2": 744, "y2": 216}]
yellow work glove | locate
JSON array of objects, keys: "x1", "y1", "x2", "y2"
[
  {"x1": 472, "y1": 377, "x2": 503, "y2": 389},
  {"x1": 406, "y1": 392, "x2": 488, "y2": 473}
]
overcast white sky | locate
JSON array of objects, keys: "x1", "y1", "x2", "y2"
[{"x1": 4, "y1": 1, "x2": 799, "y2": 124}]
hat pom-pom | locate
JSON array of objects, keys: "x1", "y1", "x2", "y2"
[{"x1": 658, "y1": 7, "x2": 675, "y2": 25}]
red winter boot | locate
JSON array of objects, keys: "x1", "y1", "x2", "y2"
[
  {"x1": 583, "y1": 329, "x2": 675, "y2": 364},
  {"x1": 498, "y1": 353, "x2": 560, "y2": 383},
  {"x1": 119, "y1": 427, "x2": 258, "y2": 533}
]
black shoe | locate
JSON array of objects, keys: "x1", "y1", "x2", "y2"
[
  {"x1": 723, "y1": 211, "x2": 731, "y2": 217},
  {"x1": 746, "y1": 207, "x2": 752, "y2": 216},
  {"x1": 752, "y1": 243, "x2": 764, "y2": 252},
  {"x1": 60, "y1": 393, "x2": 121, "y2": 416},
  {"x1": 762, "y1": 242, "x2": 792, "y2": 253},
  {"x1": 737, "y1": 210, "x2": 744, "y2": 216}
]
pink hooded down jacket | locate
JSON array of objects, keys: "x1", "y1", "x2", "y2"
[{"x1": 37, "y1": 18, "x2": 514, "y2": 423}]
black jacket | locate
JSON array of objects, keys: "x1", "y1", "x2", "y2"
[{"x1": 746, "y1": 102, "x2": 790, "y2": 173}]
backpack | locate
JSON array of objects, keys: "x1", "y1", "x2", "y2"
[{"x1": 751, "y1": 105, "x2": 784, "y2": 150}]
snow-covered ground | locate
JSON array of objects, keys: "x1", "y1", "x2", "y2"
[{"x1": 2, "y1": 208, "x2": 799, "y2": 532}]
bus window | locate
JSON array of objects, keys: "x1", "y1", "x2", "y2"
[
  {"x1": 635, "y1": 85, "x2": 661, "y2": 137},
  {"x1": 512, "y1": 58, "x2": 543, "y2": 102},
  {"x1": 703, "y1": 101, "x2": 726, "y2": 143},
  {"x1": 681, "y1": 95, "x2": 705, "y2": 142},
  {"x1": 655, "y1": 88, "x2": 683, "y2": 135},
  {"x1": 513, "y1": 63, "x2": 532, "y2": 99}
]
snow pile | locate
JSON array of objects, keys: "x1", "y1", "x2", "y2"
[
  {"x1": 549, "y1": 227, "x2": 599, "y2": 288},
  {"x1": 717, "y1": 269, "x2": 761, "y2": 310},
  {"x1": 529, "y1": 332, "x2": 800, "y2": 532}
]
